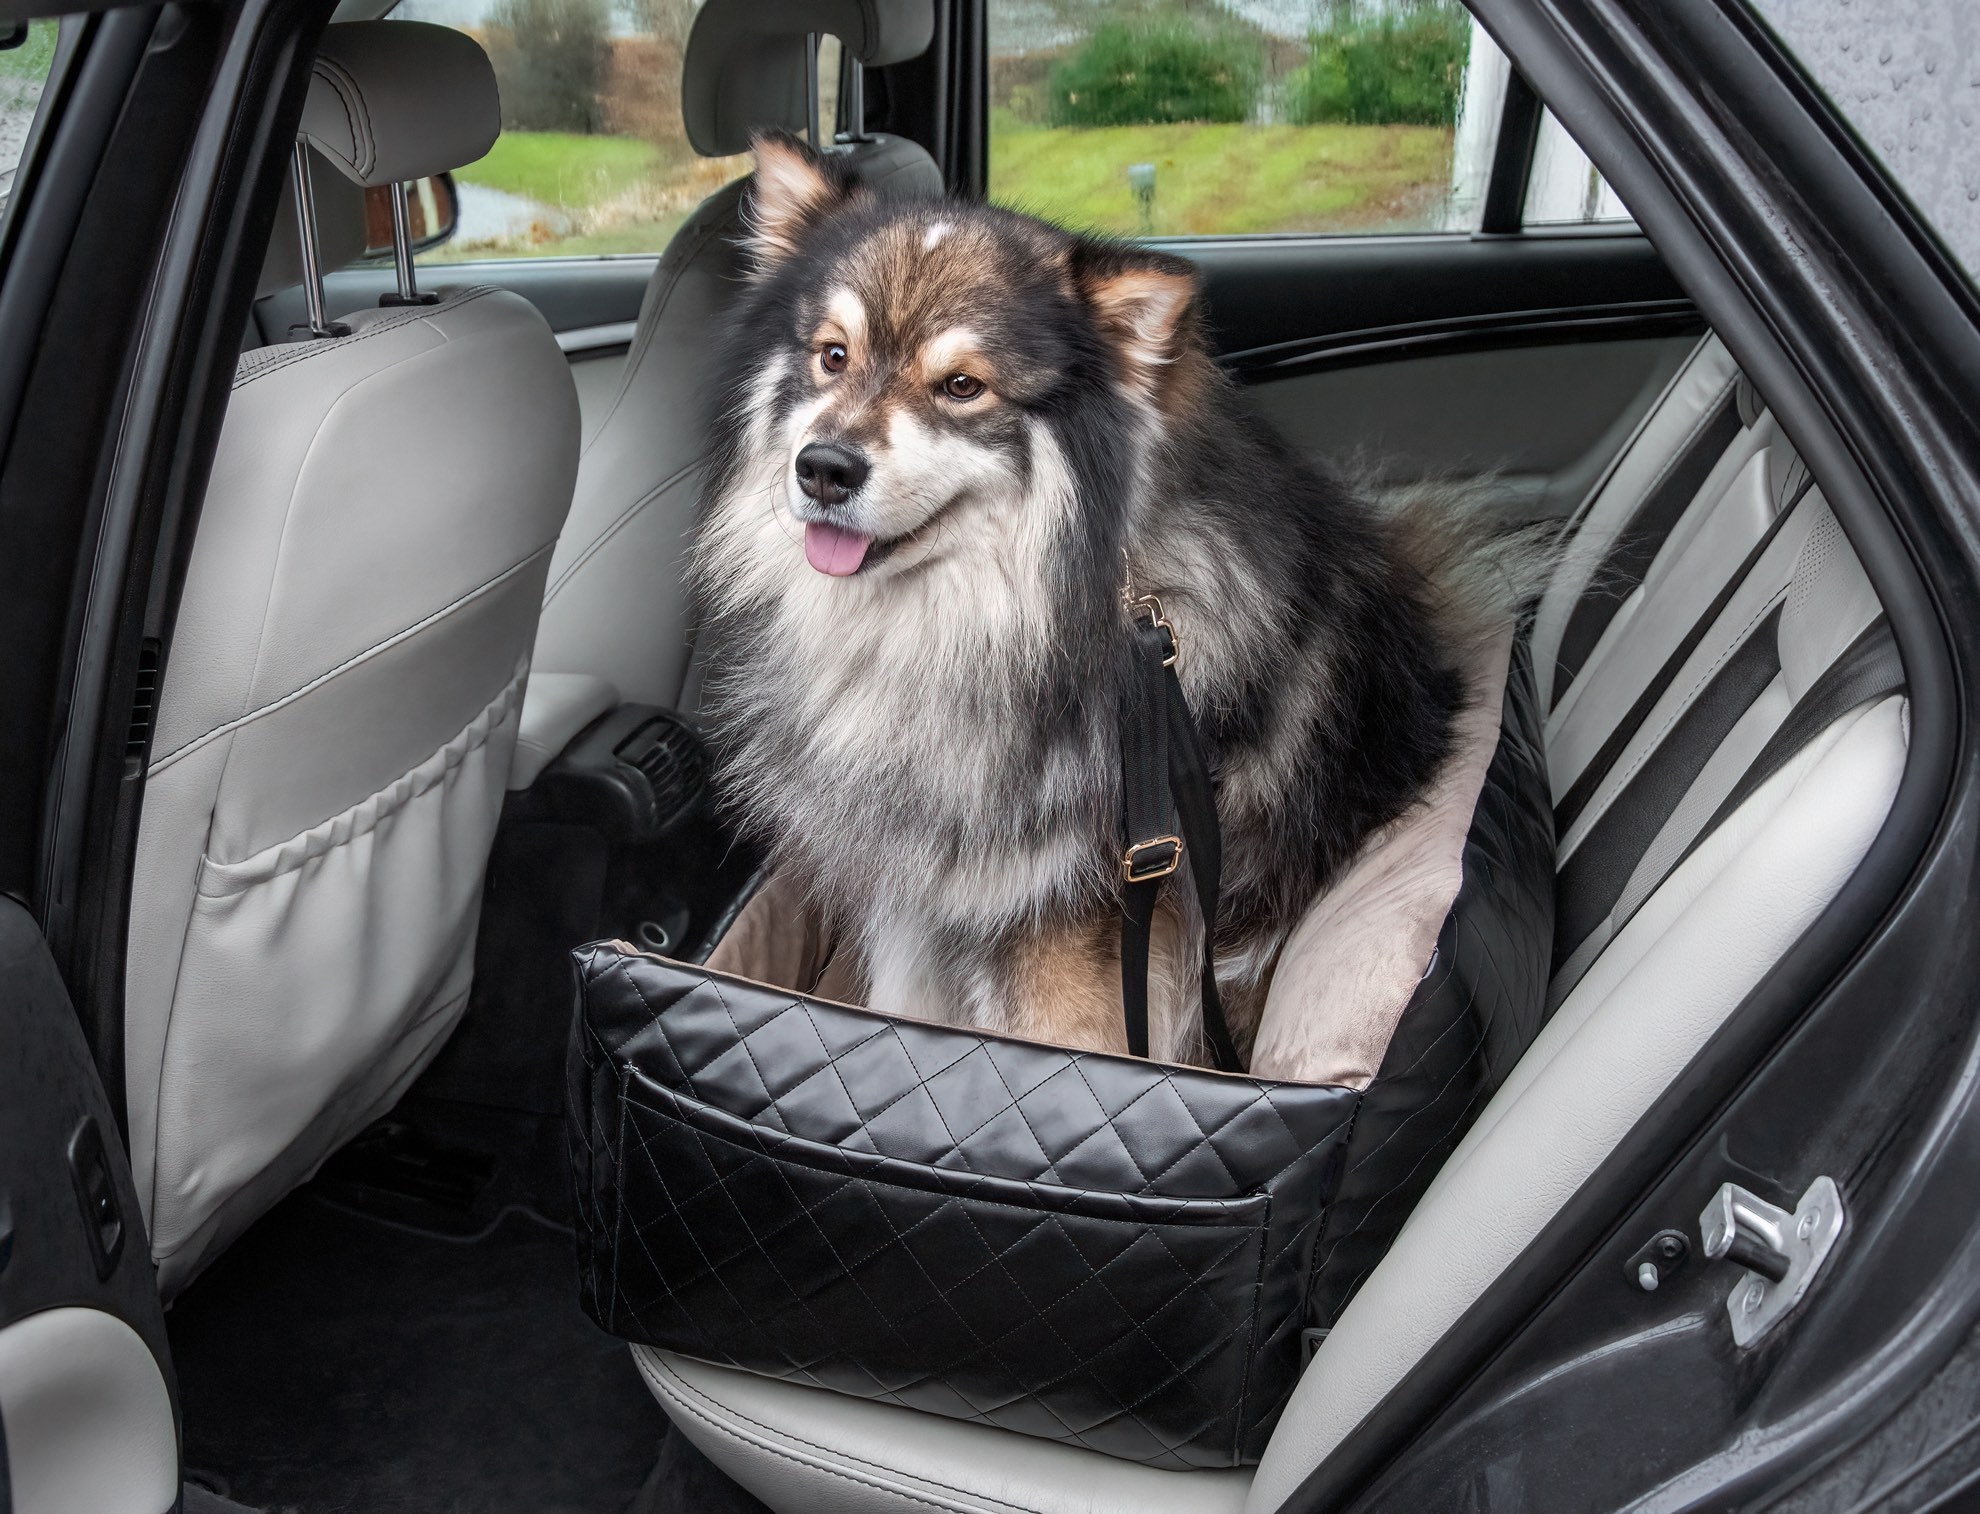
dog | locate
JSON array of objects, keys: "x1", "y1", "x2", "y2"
[{"x1": 691, "y1": 131, "x2": 1530, "y2": 1067}]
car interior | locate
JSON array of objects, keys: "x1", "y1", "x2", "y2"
[{"x1": 0, "y1": 0, "x2": 1946, "y2": 1512}]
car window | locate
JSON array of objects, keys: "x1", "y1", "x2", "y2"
[
  {"x1": 0, "y1": 19, "x2": 59, "y2": 219},
  {"x1": 1523, "y1": 108, "x2": 1633, "y2": 228},
  {"x1": 389, "y1": 0, "x2": 753, "y2": 262},
  {"x1": 1746, "y1": 0, "x2": 1980, "y2": 287},
  {"x1": 987, "y1": 0, "x2": 1502, "y2": 238}
]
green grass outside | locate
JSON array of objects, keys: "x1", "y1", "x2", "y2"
[
  {"x1": 453, "y1": 130, "x2": 661, "y2": 213},
  {"x1": 989, "y1": 111, "x2": 1454, "y2": 236},
  {"x1": 0, "y1": 20, "x2": 57, "y2": 83}
]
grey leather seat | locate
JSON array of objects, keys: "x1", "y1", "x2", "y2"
[
  {"x1": 125, "y1": 21, "x2": 580, "y2": 1293},
  {"x1": 528, "y1": 0, "x2": 943, "y2": 710},
  {"x1": 627, "y1": 335, "x2": 1910, "y2": 1513}
]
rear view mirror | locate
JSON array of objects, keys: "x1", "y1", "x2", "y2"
[{"x1": 360, "y1": 172, "x2": 459, "y2": 259}]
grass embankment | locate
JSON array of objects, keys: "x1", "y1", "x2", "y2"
[
  {"x1": 453, "y1": 130, "x2": 660, "y2": 208},
  {"x1": 989, "y1": 112, "x2": 1454, "y2": 236}
]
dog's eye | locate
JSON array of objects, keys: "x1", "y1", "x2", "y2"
[
  {"x1": 819, "y1": 343, "x2": 848, "y2": 375},
  {"x1": 943, "y1": 373, "x2": 985, "y2": 401}
]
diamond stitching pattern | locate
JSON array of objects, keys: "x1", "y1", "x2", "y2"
[{"x1": 571, "y1": 946, "x2": 1357, "y2": 1467}]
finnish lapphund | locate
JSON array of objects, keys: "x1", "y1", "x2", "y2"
[{"x1": 692, "y1": 132, "x2": 1534, "y2": 1067}]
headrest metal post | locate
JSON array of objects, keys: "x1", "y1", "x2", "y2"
[
  {"x1": 839, "y1": 60, "x2": 868, "y2": 143},
  {"x1": 804, "y1": 31, "x2": 821, "y2": 145},
  {"x1": 290, "y1": 141, "x2": 336, "y2": 340},
  {"x1": 389, "y1": 181, "x2": 419, "y2": 303}
]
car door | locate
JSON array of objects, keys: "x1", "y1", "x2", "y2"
[
  {"x1": 0, "y1": 900, "x2": 179, "y2": 1514},
  {"x1": 0, "y1": 0, "x2": 294, "y2": 1504},
  {"x1": 0, "y1": 10, "x2": 190, "y2": 1512}
]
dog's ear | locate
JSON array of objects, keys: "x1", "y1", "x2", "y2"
[
  {"x1": 745, "y1": 131, "x2": 853, "y2": 276},
  {"x1": 1068, "y1": 241, "x2": 1201, "y2": 398}
]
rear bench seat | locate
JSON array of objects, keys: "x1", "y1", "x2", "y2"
[{"x1": 632, "y1": 335, "x2": 1913, "y2": 1514}]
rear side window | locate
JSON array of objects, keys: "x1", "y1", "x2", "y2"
[
  {"x1": 1523, "y1": 108, "x2": 1633, "y2": 228},
  {"x1": 987, "y1": 0, "x2": 1497, "y2": 238},
  {"x1": 390, "y1": 0, "x2": 750, "y2": 262}
]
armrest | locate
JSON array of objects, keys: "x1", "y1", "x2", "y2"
[{"x1": 509, "y1": 672, "x2": 621, "y2": 790}]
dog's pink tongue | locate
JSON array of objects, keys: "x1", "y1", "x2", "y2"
[{"x1": 804, "y1": 521, "x2": 872, "y2": 576}]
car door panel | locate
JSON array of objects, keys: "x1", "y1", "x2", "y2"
[
  {"x1": 0, "y1": 899, "x2": 177, "y2": 1514},
  {"x1": 1245, "y1": 334, "x2": 1697, "y2": 516},
  {"x1": 1169, "y1": 229, "x2": 1700, "y2": 516}
]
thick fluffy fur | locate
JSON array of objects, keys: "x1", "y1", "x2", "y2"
[{"x1": 693, "y1": 133, "x2": 1529, "y2": 1065}]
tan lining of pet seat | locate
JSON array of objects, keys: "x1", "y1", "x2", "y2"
[
  {"x1": 1248, "y1": 622, "x2": 1512, "y2": 1086},
  {"x1": 705, "y1": 621, "x2": 1513, "y2": 1089}
]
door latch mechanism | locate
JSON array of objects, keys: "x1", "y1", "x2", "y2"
[{"x1": 1699, "y1": 1176, "x2": 1845, "y2": 1347}]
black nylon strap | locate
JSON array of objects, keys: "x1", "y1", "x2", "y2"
[{"x1": 1119, "y1": 618, "x2": 1241, "y2": 1072}]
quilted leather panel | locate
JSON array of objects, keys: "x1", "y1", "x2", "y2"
[
  {"x1": 1306, "y1": 640, "x2": 1557, "y2": 1324},
  {"x1": 569, "y1": 950, "x2": 1358, "y2": 1468}
]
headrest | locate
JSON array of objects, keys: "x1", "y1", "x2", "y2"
[
  {"x1": 827, "y1": 131, "x2": 944, "y2": 199},
  {"x1": 682, "y1": 0, "x2": 935, "y2": 158},
  {"x1": 301, "y1": 21, "x2": 499, "y2": 187},
  {"x1": 258, "y1": 147, "x2": 369, "y2": 299}
]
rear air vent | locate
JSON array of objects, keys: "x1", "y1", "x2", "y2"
[
  {"x1": 612, "y1": 714, "x2": 708, "y2": 834},
  {"x1": 124, "y1": 639, "x2": 161, "y2": 772}
]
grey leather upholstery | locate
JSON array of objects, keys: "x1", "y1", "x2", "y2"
[
  {"x1": 530, "y1": 0, "x2": 942, "y2": 710},
  {"x1": 682, "y1": 0, "x2": 934, "y2": 155},
  {"x1": 628, "y1": 333, "x2": 1909, "y2": 1512},
  {"x1": 0, "y1": 1308, "x2": 178, "y2": 1514},
  {"x1": 301, "y1": 21, "x2": 499, "y2": 187},
  {"x1": 508, "y1": 671, "x2": 618, "y2": 790},
  {"x1": 126, "y1": 27, "x2": 580, "y2": 1292}
]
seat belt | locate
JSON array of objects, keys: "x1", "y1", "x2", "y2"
[{"x1": 1118, "y1": 594, "x2": 1242, "y2": 1072}]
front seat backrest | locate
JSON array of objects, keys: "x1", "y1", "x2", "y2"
[
  {"x1": 125, "y1": 21, "x2": 582, "y2": 1293},
  {"x1": 530, "y1": 0, "x2": 941, "y2": 710}
]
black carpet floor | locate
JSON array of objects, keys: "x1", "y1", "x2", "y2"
[{"x1": 167, "y1": 1101, "x2": 765, "y2": 1514}]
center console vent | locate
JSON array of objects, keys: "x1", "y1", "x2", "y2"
[
  {"x1": 529, "y1": 704, "x2": 712, "y2": 842},
  {"x1": 614, "y1": 715, "x2": 708, "y2": 835}
]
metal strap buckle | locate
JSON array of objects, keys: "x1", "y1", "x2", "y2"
[
  {"x1": 1122, "y1": 835, "x2": 1183, "y2": 883},
  {"x1": 1127, "y1": 594, "x2": 1179, "y2": 667}
]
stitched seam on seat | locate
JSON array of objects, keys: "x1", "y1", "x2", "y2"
[
  {"x1": 193, "y1": 656, "x2": 525, "y2": 893},
  {"x1": 540, "y1": 461, "x2": 698, "y2": 605},
  {"x1": 233, "y1": 288, "x2": 497, "y2": 389},
  {"x1": 636, "y1": 1350, "x2": 1055, "y2": 1514},
  {"x1": 148, "y1": 542, "x2": 552, "y2": 775},
  {"x1": 311, "y1": 56, "x2": 370, "y2": 180}
]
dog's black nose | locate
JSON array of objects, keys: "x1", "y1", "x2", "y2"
[{"x1": 795, "y1": 442, "x2": 869, "y2": 506}]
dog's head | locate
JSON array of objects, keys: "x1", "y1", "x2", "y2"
[{"x1": 710, "y1": 131, "x2": 1209, "y2": 585}]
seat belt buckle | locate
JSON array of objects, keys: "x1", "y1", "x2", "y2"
[{"x1": 1122, "y1": 834, "x2": 1183, "y2": 883}]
